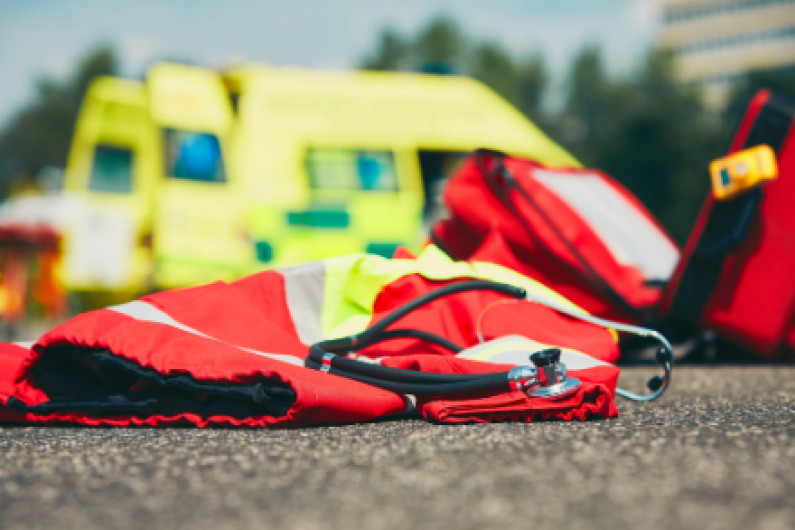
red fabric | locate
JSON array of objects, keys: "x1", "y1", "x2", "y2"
[
  {"x1": 381, "y1": 355, "x2": 618, "y2": 423},
  {"x1": 364, "y1": 272, "x2": 619, "y2": 364},
  {"x1": 657, "y1": 90, "x2": 770, "y2": 318},
  {"x1": 660, "y1": 90, "x2": 795, "y2": 359},
  {"x1": 431, "y1": 152, "x2": 678, "y2": 324},
  {"x1": 704, "y1": 102, "x2": 795, "y2": 358},
  {"x1": 0, "y1": 255, "x2": 621, "y2": 427}
]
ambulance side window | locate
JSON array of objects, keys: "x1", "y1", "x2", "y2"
[
  {"x1": 417, "y1": 150, "x2": 467, "y2": 220},
  {"x1": 89, "y1": 145, "x2": 134, "y2": 194},
  {"x1": 306, "y1": 148, "x2": 398, "y2": 193},
  {"x1": 163, "y1": 128, "x2": 226, "y2": 183}
]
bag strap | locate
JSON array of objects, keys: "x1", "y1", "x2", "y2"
[{"x1": 472, "y1": 148, "x2": 647, "y2": 321}]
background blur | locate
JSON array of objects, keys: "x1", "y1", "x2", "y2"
[{"x1": 1, "y1": 0, "x2": 794, "y2": 241}]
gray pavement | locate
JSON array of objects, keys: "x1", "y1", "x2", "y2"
[{"x1": 1, "y1": 366, "x2": 794, "y2": 530}]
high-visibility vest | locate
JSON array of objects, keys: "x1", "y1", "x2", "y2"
[{"x1": 0, "y1": 245, "x2": 619, "y2": 427}]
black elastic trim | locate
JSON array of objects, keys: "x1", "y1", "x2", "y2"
[{"x1": 21, "y1": 345, "x2": 296, "y2": 419}]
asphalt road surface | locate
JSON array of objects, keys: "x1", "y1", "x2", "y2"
[{"x1": 1, "y1": 366, "x2": 794, "y2": 530}]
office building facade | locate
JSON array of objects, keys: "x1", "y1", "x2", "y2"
[{"x1": 659, "y1": 0, "x2": 795, "y2": 107}]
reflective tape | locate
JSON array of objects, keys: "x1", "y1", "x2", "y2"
[
  {"x1": 279, "y1": 261, "x2": 327, "y2": 345},
  {"x1": 457, "y1": 335, "x2": 610, "y2": 371},
  {"x1": 533, "y1": 169, "x2": 679, "y2": 281},
  {"x1": 109, "y1": 300, "x2": 304, "y2": 366}
]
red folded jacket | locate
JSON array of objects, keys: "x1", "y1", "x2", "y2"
[{"x1": 0, "y1": 247, "x2": 620, "y2": 427}]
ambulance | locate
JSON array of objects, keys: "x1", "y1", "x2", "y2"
[{"x1": 61, "y1": 62, "x2": 578, "y2": 297}]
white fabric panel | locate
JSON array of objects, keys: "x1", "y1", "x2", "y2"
[
  {"x1": 278, "y1": 261, "x2": 327, "y2": 345},
  {"x1": 109, "y1": 300, "x2": 304, "y2": 366},
  {"x1": 456, "y1": 335, "x2": 609, "y2": 371},
  {"x1": 532, "y1": 169, "x2": 680, "y2": 281}
]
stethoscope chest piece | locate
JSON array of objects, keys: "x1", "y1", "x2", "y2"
[
  {"x1": 510, "y1": 348, "x2": 582, "y2": 400},
  {"x1": 527, "y1": 378, "x2": 581, "y2": 399}
]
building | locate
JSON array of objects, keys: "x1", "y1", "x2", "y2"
[{"x1": 659, "y1": 0, "x2": 795, "y2": 107}]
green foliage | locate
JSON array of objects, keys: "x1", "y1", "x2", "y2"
[
  {"x1": 0, "y1": 45, "x2": 118, "y2": 196},
  {"x1": 515, "y1": 54, "x2": 549, "y2": 125},
  {"x1": 724, "y1": 66, "x2": 795, "y2": 129},
  {"x1": 469, "y1": 41, "x2": 519, "y2": 103},
  {"x1": 360, "y1": 29, "x2": 410, "y2": 71},
  {"x1": 413, "y1": 16, "x2": 464, "y2": 68},
  {"x1": 360, "y1": 16, "x2": 466, "y2": 74},
  {"x1": 557, "y1": 45, "x2": 616, "y2": 164}
]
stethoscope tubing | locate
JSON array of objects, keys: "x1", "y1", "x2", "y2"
[
  {"x1": 306, "y1": 357, "x2": 511, "y2": 396},
  {"x1": 307, "y1": 349, "x2": 497, "y2": 384},
  {"x1": 306, "y1": 280, "x2": 672, "y2": 401}
]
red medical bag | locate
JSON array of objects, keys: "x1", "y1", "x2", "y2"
[
  {"x1": 430, "y1": 150, "x2": 680, "y2": 324},
  {"x1": 658, "y1": 90, "x2": 795, "y2": 360}
]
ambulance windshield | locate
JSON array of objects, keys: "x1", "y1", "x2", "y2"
[{"x1": 164, "y1": 129, "x2": 226, "y2": 183}]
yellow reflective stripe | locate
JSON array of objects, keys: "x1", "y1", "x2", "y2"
[
  {"x1": 320, "y1": 245, "x2": 617, "y2": 342},
  {"x1": 321, "y1": 253, "x2": 412, "y2": 339},
  {"x1": 455, "y1": 336, "x2": 535, "y2": 362}
]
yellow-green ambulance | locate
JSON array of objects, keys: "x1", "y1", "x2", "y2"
[{"x1": 62, "y1": 62, "x2": 578, "y2": 297}]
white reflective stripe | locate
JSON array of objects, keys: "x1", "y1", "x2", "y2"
[
  {"x1": 279, "y1": 261, "x2": 327, "y2": 345},
  {"x1": 109, "y1": 300, "x2": 304, "y2": 366},
  {"x1": 14, "y1": 341, "x2": 35, "y2": 349},
  {"x1": 532, "y1": 169, "x2": 679, "y2": 281},
  {"x1": 455, "y1": 335, "x2": 610, "y2": 371}
]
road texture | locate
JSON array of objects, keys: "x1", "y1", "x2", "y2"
[{"x1": 1, "y1": 366, "x2": 794, "y2": 530}]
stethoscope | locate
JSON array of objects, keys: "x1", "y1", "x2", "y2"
[{"x1": 305, "y1": 280, "x2": 672, "y2": 402}]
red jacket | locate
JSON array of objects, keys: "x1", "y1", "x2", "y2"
[{"x1": 0, "y1": 246, "x2": 619, "y2": 427}]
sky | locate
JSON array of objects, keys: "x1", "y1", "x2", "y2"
[{"x1": 0, "y1": 0, "x2": 662, "y2": 128}]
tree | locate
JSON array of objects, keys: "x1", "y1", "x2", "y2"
[
  {"x1": 724, "y1": 67, "x2": 795, "y2": 127},
  {"x1": 412, "y1": 16, "x2": 465, "y2": 73},
  {"x1": 360, "y1": 16, "x2": 466, "y2": 75},
  {"x1": 469, "y1": 41, "x2": 518, "y2": 105},
  {"x1": 556, "y1": 46, "x2": 618, "y2": 164},
  {"x1": 515, "y1": 54, "x2": 549, "y2": 125},
  {"x1": 469, "y1": 44, "x2": 551, "y2": 129},
  {"x1": 360, "y1": 29, "x2": 409, "y2": 71},
  {"x1": 0, "y1": 45, "x2": 118, "y2": 196}
]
